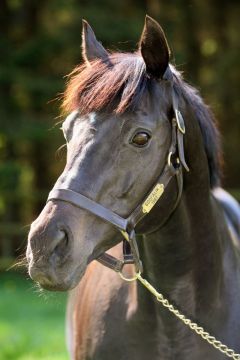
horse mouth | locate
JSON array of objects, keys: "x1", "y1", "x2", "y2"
[
  {"x1": 37, "y1": 281, "x2": 77, "y2": 292},
  {"x1": 28, "y1": 260, "x2": 87, "y2": 292}
]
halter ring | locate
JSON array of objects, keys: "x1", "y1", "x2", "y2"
[{"x1": 119, "y1": 269, "x2": 141, "y2": 282}]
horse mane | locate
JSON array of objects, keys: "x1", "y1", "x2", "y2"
[
  {"x1": 62, "y1": 52, "x2": 222, "y2": 188},
  {"x1": 172, "y1": 72, "x2": 222, "y2": 188}
]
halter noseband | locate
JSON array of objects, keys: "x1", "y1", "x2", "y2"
[{"x1": 47, "y1": 76, "x2": 189, "y2": 275}]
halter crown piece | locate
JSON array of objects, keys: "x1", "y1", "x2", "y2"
[{"x1": 47, "y1": 66, "x2": 189, "y2": 276}]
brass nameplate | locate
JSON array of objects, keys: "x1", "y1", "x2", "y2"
[{"x1": 142, "y1": 184, "x2": 164, "y2": 214}]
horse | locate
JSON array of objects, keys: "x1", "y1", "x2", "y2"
[{"x1": 26, "y1": 16, "x2": 240, "y2": 360}]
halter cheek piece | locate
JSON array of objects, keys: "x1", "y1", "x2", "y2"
[{"x1": 47, "y1": 69, "x2": 189, "y2": 275}]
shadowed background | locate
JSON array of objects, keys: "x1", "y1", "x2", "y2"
[
  {"x1": 0, "y1": 0, "x2": 239, "y2": 358},
  {"x1": 0, "y1": 0, "x2": 239, "y2": 264}
]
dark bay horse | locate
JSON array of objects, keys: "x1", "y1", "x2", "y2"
[{"x1": 27, "y1": 16, "x2": 240, "y2": 359}]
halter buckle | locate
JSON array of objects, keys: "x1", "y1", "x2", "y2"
[
  {"x1": 175, "y1": 110, "x2": 185, "y2": 134},
  {"x1": 168, "y1": 151, "x2": 180, "y2": 168}
]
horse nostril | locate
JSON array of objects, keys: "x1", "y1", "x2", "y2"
[
  {"x1": 56, "y1": 229, "x2": 67, "y2": 243},
  {"x1": 51, "y1": 229, "x2": 69, "y2": 259}
]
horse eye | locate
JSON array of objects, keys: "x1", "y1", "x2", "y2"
[{"x1": 131, "y1": 132, "x2": 151, "y2": 147}]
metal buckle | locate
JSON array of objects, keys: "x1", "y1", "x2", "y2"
[
  {"x1": 168, "y1": 151, "x2": 180, "y2": 168},
  {"x1": 175, "y1": 110, "x2": 185, "y2": 134},
  {"x1": 168, "y1": 151, "x2": 173, "y2": 167}
]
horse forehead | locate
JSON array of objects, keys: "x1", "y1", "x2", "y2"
[
  {"x1": 63, "y1": 111, "x2": 98, "y2": 132},
  {"x1": 66, "y1": 109, "x2": 161, "y2": 139}
]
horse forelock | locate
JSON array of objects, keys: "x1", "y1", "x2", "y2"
[{"x1": 62, "y1": 52, "x2": 149, "y2": 115}]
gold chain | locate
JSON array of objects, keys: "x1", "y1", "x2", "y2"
[
  {"x1": 119, "y1": 232, "x2": 239, "y2": 358},
  {"x1": 134, "y1": 273, "x2": 240, "y2": 359}
]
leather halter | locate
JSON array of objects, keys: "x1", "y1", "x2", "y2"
[{"x1": 47, "y1": 74, "x2": 189, "y2": 275}]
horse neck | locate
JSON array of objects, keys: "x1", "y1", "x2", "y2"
[
  {"x1": 138, "y1": 104, "x2": 225, "y2": 314},
  {"x1": 138, "y1": 182, "x2": 226, "y2": 327}
]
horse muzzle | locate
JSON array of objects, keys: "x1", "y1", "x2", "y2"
[{"x1": 26, "y1": 203, "x2": 88, "y2": 291}]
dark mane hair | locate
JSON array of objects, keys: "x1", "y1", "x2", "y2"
[
  {"x1": 62, "y1": 52, "x2": 222, "y2": 187},
  {"x1": 174, "y1": 77, "x2": 222, "y2": 188}
]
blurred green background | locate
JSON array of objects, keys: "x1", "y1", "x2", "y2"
[
  {"x1": 0, "y1": 0, "x2": 239, "y2": 359},
  {"x1": 0, "y1": 271, "x2": 68, "y2": 359}
]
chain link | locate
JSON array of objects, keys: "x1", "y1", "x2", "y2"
[{"x1": 135, "y1": 273, "x2": 240, "y2": 360}]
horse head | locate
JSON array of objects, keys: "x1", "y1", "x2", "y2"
[{"x1": 26, "y1": 16, "x2": 216, "y2": 291}]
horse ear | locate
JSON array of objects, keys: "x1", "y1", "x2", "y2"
[
  {"x1": 139, "y1": 15, "x2": 170, "y2": 79},
  {"x1": 82, "y1": 20, "x2": 108, "y2": 63}
]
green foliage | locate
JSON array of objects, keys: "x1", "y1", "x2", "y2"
[
  {"x1": 0, "y1": 0, "x2": 239, "y2": 258},
  {"x1": 0, "y1": 271, "x2": 68, "y2": 360},
  {"x1": 0, "y1": 162, "x2": 21, "y2": 191}
]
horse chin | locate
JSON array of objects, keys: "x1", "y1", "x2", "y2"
[
  {"x1": 37, "y1": 277, "x2": 80, "y2": 292},
  {"x1": 28, "y1": 260, "x2": 87, "y2": 292}
]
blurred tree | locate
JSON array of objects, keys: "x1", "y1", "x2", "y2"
[{"x1": 0, "y1": 0, "x2": 239, "y2": 260}]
